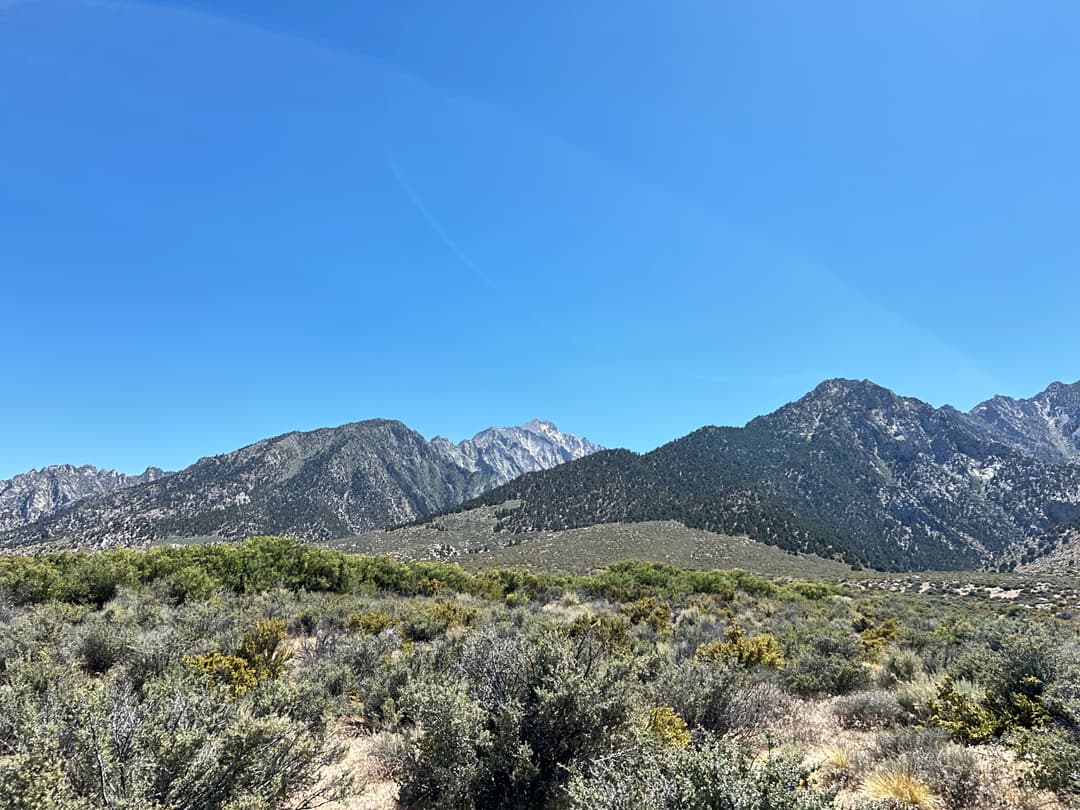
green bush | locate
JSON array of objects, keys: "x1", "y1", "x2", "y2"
[
  {"x1": 564, "y1": 734, "x2": 836, "y2": 809},
  {"x1": 783, "y1": 628, "x2": 869, "y2": 696},
  {"x1": 1008, "y1": 726, "x2": 1080, "y2": 799},
  {"x1": 877, "y1": 646, "x2": 923, "y2": 686},
  {"x1": 394, "y1": 628, "x2": 634, "y2": 808}
]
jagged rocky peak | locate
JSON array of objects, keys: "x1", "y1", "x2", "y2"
[
  {"x1": 0, "y1": 464, "x2": 169, "y2": 532},
  {"x1": 752, "y1": 378, "x2": 932, "y2": 442},
  {"x1": 432, "y1": 419, "x2": 602, "y2": 492},
  {"x1": 963, "y1": 379, "x2": 1080, "y2": 465}
]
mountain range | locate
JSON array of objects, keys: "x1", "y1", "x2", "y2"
[
  {"x1": 0, "y1": 420, "x2": 598, "y2": 550},
  {"x1": 442, "y1": 379, "x2": 1080, "y2": 571},
  {"x1": 3, "y1": 378, "x2": 1079, "y2": 572}
]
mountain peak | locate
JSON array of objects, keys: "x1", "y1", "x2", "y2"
[
  {"x1": 521, "y1": 418, "x2": 558, "y2": 434},
  {"x1": 963, "y1": 378, "x2": 1080, "y2": 465},
  {"x1": 0, "y1": 464, "x2": 170, "y2": 534},
  {"x1": 0, "y1": 418, "x2": 601, "y2": 548}
]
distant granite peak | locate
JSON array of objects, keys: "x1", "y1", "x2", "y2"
[
  {"x1": 961, "y1": 379, "x2": 1080, "y2": 465},
  {"x1": 0, "y1": 464, "x2": 169, "y2": 533}
]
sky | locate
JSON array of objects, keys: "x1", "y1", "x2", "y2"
[{"x1": 2, "y1": 0, "x2": 1080, "y2": 478}]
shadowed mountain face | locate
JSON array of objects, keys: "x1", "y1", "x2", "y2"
[
  {"x1": 0, "y1": 465, "x2": 168, "y2": 533},
  {"x1": 0, "y1": 420, "x2": 599, "y2": 550},
  {"x1": 453, "y1": 379, "x2": 1080, "y2": 571}
]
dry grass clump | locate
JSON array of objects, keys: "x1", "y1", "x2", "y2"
[
  {"x1": 773, "y1": 697, "x2": 844, "y2": 745},
  {"x1": 862, "y1": 765, "x2": 943, "y2": 809},
  {"x1": 809, "y1": 743, "x2": 862, "y2": 789}
]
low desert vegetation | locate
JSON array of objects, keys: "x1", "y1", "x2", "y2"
[{"x1": 0, "y1": 536, "x2": 1077, "y2": 809}]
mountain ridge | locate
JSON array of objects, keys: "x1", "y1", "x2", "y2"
[
  {"x1": 0, "y1": 419, "x2": 599, "y2": 549},
  {"x1": 440, "y1": 377, "x2": 1080, "y2": 570},
  {"x1": 956, "y1": 379, "x2": 1080, "y2": 465},
  {"x1": 0, "y1": 464, "x2": 168, "y2": 534},
  {"x1": 5, "y1": 377, "x2": 1080, "y2": 572}
]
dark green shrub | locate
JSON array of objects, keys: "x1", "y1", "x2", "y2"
[
  {"x1": 1009, "y1": 727, "x2": 1080, "y2": 799},
  {"x1": 165, "y1": 565, "x2": 220, "y2": 603},
  {"x1": 73, "y1": 619, "x2": 127, "y2": 674},
  {"x1": 928, "y1": 677, "x2": 1001, "y2": 744},
  {"x1": 394, "y1": 629, "x2": 633, "y2": 808},
  {"x1": 784, "y1": 629, "x2": 870, "y2": 696}
]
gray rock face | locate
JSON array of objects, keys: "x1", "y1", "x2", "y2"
[
  {"x1": 745, "y1": 379, "x2": 1080, "y2": 568},
  {"x1": 958, "y1": 380, "x2": 1080, "y2": 464},
  {"x1": 0, "y1": 465, "x2": 168, "y2": 533},
  {"x1": 431, "y1": 419, "x2": 601, "y2": 497},
  {"x1": 0, "y1": 419, "x2": 600, "y2": 550}
]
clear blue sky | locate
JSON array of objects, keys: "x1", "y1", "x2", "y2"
[{"x1": 3, "y1": 0, "x2": 1079, "y2": 478}]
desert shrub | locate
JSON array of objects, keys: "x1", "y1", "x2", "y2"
[
  {"x1": 878, "y1": 647, "x2": 924, "y2": 686},
  {"x1": 184, "y1": 651, "x2": 258, "y2": 696},
  {"x1": 912, "y1": 744, "x2": 999, "y2": 810},
  {"x1": 396, "y1": 679, "x2": 491, "y2": 808},
  {"x1": 347, "y1": 609, "x2": 394, "y2": 635},
  {"x1": 928, "y1": 677, "x2": 1002, "y2": 744},
  {"x1": 398, "y1": 604, "x2": 455, "y2": 642},
  {"x1": 669, "y1": 610, "x2": 727, "y2": 660},
  {"x1": 237, "y1": 617, "x2": 292, "y2": 680},
  {"x1": 871, "y1": 729, "x2": 1018, "y2": 810},
  {"x1": 649, "y1": 656, "x2": 743, "y2": 735},
  {"x1": 622, "y1": 596, "x2": 673, "y2": 636},
  {"x1": 182, "y1": 616, "x2": 292, "y2": 696},
  {"x1": 1009, "y1": 726, "x2": 1080, "y2": 799},
  {"x1": 645, "y1": 706, "x2": 691, "y2": 748},
  {"x1": 72, "y1": 616, "x2": 130, "y2": 674},
  {"x1": 784, "y1": 628, "x2": 870, "y2": 696},
  {"x1": 832, "y1": 690, "x2": 909, "y2": 730},
  {"x1": 394, "y1": 629, "x2": 633, "y2": 808},
  {"x1": 940, "y1": 621, "x2": 1066, "y2": 730},
  {"x1": 426, "y1": 599, "x2": 477, "y2": 630},
  {"x1": 724, "y1": 679, "x2": 792, "y2": 734},
  {"x1": 895, "y1": 676, "x2": 938, "y2": 723},
  {"x1": 564, "y1": 733, "x2": 836, "y2": 809},
  {"x1": 0, "y1": 652, "x2": 347, "y2": 809},
  {"x1": 696, "y1": 623, "x2": 784, "y2": 669},
  {"x1": 930, "y1": 639, "x2": 1059, "y2": 745},
  {"x1": 0, "y1": 751, "x2": 88, "y2": 810},
  {"x1": 860, "y1": 617, "x2": 902, "y2": 660},
  {"x1": 873, "y1": 727, "x2": 949, "y2": 760},
  {"x1": 563, "y1": 611, "x2": 630, "y2": 655}
]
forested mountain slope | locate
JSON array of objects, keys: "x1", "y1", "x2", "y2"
[{"x1": 450, "y1": 380, "x2": 1080, "y2": 570}]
